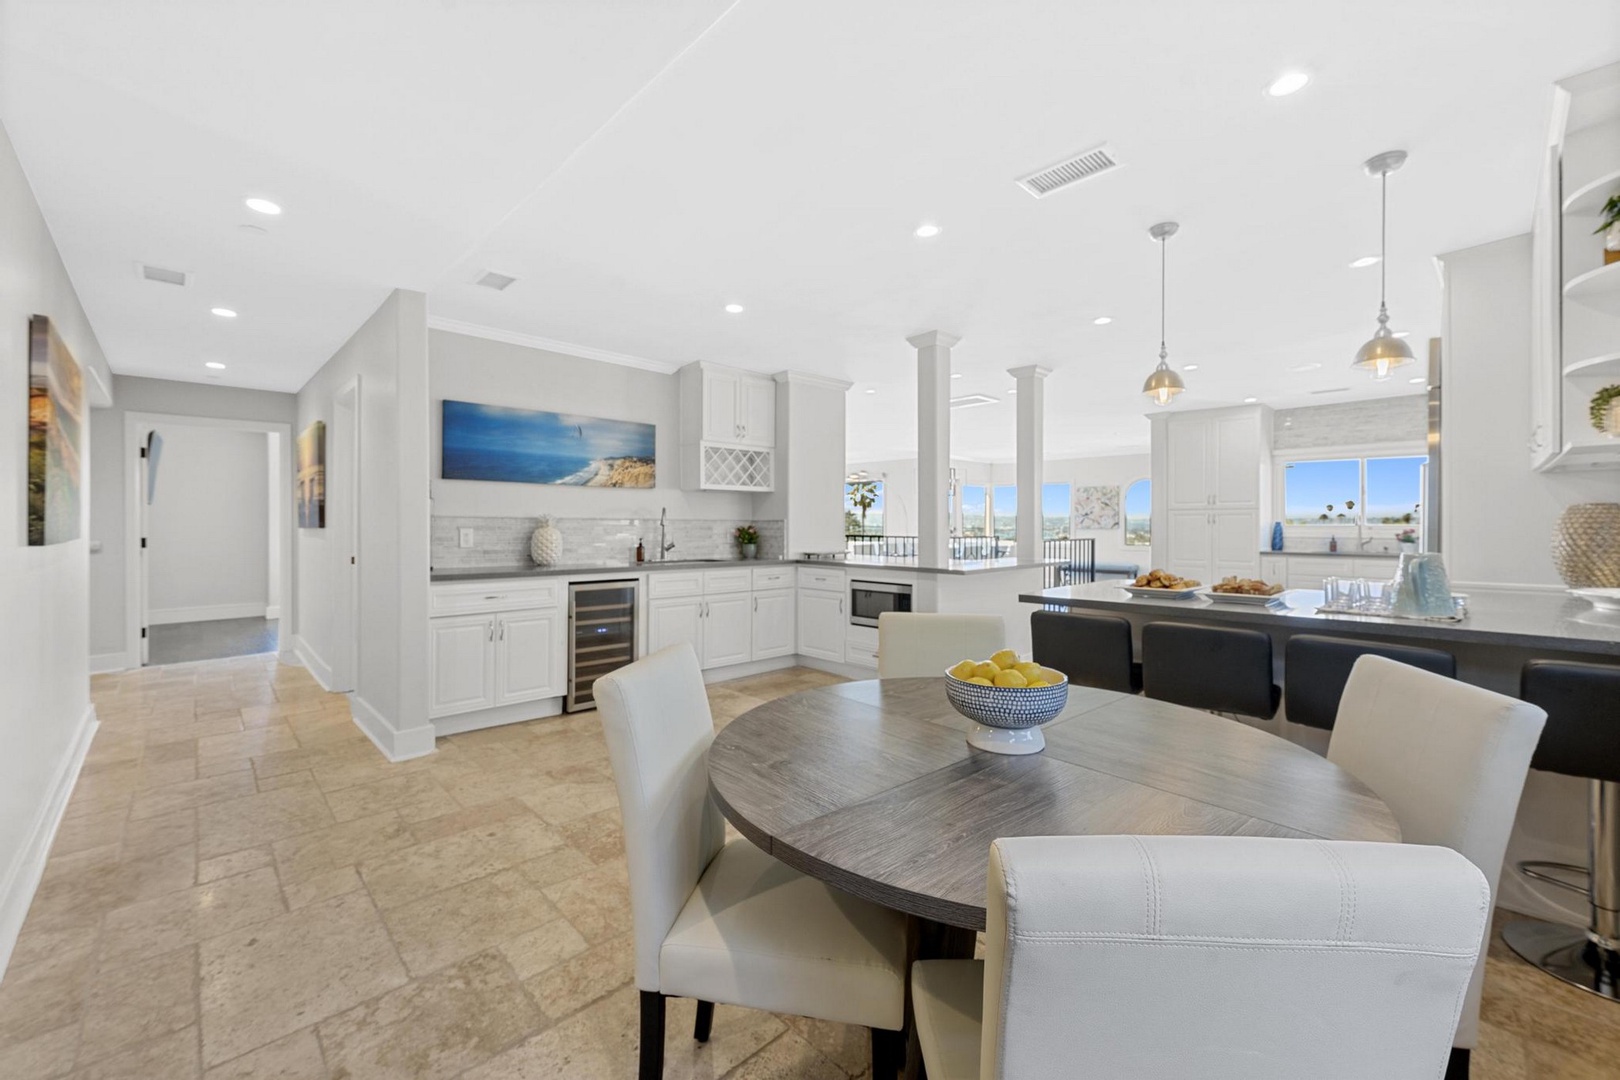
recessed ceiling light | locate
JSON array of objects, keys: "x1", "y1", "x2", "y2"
[
  {"x1": 1243, "y1": 396, "x2": 1259, "y2": 403},
  {"x1": 864, "y1": 388, "x2": 876, "y2": 394},
  {"x1": 244, "y1": 197, "x2": 281, "y2": 216},
  {"x1": 205, "y1": 361, "x2": 226, "y2": 370},
  {"x1": 1266, "y1": 71, "x2": 1310, "y2": 97},
  {"x1": 1408, "y1": 376, "x2": 1426, "y2": 384},
  {"x1": 723, "y1": 303, "x2": 745, "y2": 314},
  {"x1": 1349, "y1": 255, "x2": 1381, "y2": 269},
  {"x1": 1183, "y1": 364, "x2": 1200, "y2": 371},
  {"x1": 1092, "y1": 316, "x2": 1112, "y2": 325},
  {"x1": 1008, "y1": 387, "x2": 1017, "y2": 395},
  {"x1": 1392, "y1": 330, "x2": 1411, "y2": 338},
  {"x1": 211, "y1": 307, "x2": 237, "y2": 318},
  {"x1": 914, "y1": 223, "x2": 942, "y2": 238},
  {"x1": 951, "y1": 372, "x2": 963, "y2": 379}
]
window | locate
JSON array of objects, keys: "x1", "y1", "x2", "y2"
[
  {"x1": 844, "y1": 480, "x2": 884, "y2": 535},
  {"x1": 991, "y1": 484, "x2": 1017, "y2": 540},
  {"x1": 960, "y1": 484, "x2": 987, "y2": 535},
  {"x1": 1282, "y1": 454, "x2": 1426, "y2": 536},
  {"x1": 1042, "y1": 483, "x2": 1070, "y2": 540},
  {"x1": 1124, "y1": 479, "x2": 1151, "y2": 546}
]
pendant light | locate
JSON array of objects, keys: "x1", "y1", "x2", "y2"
[
  {"x1": 1141, "y1": 221, "x2": 1186, "y2": 406},
  {"x1": 1352, "y1": 150, "x2": 1415, "y2": 381}
]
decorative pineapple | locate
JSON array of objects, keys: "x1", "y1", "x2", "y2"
[{"x1": 529, "y1": 516, "x2": 563, "y2": 566}]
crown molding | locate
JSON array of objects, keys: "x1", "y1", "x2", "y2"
[
  {"x1": 906, "y1": 329, "x2": 962, "y2": 350},
  {"x1": 426, "y1": 316, "x2": 681, "y2": 374},
  {"x1": 772, "y1": 370, "x2": 853, "y2": 391},
  {"x1": 1006, "y1": 364, "x2": 1053, "y2": 380}
]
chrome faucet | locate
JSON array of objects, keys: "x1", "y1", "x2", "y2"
[
  {"x1": 1357, "y1": 536, "x2": 1375, "y2": 552},
  {"x1": 659, "y1": 507, "x2": 676, "y2": 560}
]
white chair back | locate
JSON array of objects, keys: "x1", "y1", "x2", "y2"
[
  {"x1": 1328, "y1": 654, "x2": 1545, "y2": 1048},
  {"x1": 981, "y1": 835, "x2": 1489, "y2": 1080},
  {"x1": 594, "y1": 644, "x2": 726, "y2": 992},
  {"x1": 877, "y1": 612, "x2": 1005, "y2": 678}
]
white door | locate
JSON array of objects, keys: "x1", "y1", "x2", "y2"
[
  {"x1": 329, "y1": 380, "x2": 360, "y2": 691},
  {"x1": 648, "y1": 596, "x2": 704, "y2": 658},
  {"x1": 702, "y1": 369, "x2": 742, "y2": 443},
  {"x1": 1165, "y1": 509, "x2": 1215, "y2": 583},
  {"x1": 1211, "y1": 509, "x2": 1261, "y2": 580},
  {"x1": 751, "y1": 589, "x2": 795, "y2": 660},
  {"x1": 136, "y1": 427, "x2": 152, "y2": 665},
  {"x1": 797, "y1": 590, "x2": 845, "y2": 663},
  {"x1": 1166, "y1": 418, "x2": 1210, "y2": 508},
  {"x1": 739, "y1": 377, "x2": 776, "y2": 447},
  {"x1": 702, "y1": 595, "x2": 753, "y2": 669},
  {"x1": 1212, "y1": 413, "x2": 1260, "y2": 507},
  {"x1": 496, "y1": 609, "x2": 562, "y2": 704},
  {"x1": 429, "y1": 615, "x2": 496, "y2": 717}
]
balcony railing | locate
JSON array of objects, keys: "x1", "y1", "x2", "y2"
[{"x1": 843, "y1": 534, "x2": 1096, "y2": 589}]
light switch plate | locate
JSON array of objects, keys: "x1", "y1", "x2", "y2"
[{"x1": 458, "y1": 527, "x2": 474, "y2": 548}]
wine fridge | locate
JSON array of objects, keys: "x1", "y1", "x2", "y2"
[{"x1": 567, "y1": 580, "x2": 639, "y2": 712}]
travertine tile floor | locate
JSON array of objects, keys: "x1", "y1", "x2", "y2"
[{"x1": 1, "y1": 655, "x2": 1617, "y2": 1078}]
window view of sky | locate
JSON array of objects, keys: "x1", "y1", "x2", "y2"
[
  {"x1": 1124, "y1": 479, "x2": 1150, "y2": 545},
  {"x1": 1284, "y1": 456, "x2": 1425, "y2": 526},
  {"x1": 844, "y1": 480, "x2": 884, "y2": 533}
]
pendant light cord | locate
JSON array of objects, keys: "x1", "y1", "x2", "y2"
[
  {"x1": 1158, "y1": 231, "x2": 1168, "y2": 362},
  {"x1": 1379, "y1": 170, "x2": 1388, "y2": 311}
]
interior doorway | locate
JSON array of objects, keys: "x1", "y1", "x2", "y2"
[{"x1": 125, "y1": 413, "x2": 294, "y2": 667}]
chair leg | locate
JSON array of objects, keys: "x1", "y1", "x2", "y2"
[
  {"x1": 693, "y1": 1000, "x2": 714, "y2": 1043},
  {"x1": 638, "y1": 991, "x2": 666, "y2": 1080},
  {"x1": 871, "y1": 1027, "x2": 904, "y2": 1079},
  {"x1": 1445, "y1": 1047, "x2": 1470, "y2": 1080}
]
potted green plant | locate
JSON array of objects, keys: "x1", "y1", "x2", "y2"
[
  {"x1": 735, "y1": 523, "x2": 760, "y2": 559},
  {"x1": 1396, "y1": 527, "x2": 1419, "y2": 553},
  {"x1": 1591, "y1": 384, "x2": 1620, "y2": 438},
  {"x1": 1597, "y1": 193, "x2": 1620, "y2": 265}
]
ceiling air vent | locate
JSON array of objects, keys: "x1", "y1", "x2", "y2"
[
  {"x1": 1015, "y1": 144, "x2": 1120, "y2": 198},
  {"x1": 476, "y1": 270, "x2": 517, "y2": 291},
  {"x1": 950, "y1": 394, "x2": 998, "y2": 409},
  {"x1": 138, "y1": 263, "x2": 188, "y2": 286},
  {"x1": 1309, "y1": 386, "x2": 1352, "y2": 395}
]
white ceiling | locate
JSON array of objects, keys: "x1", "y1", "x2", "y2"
[{"x1": 3, "y1": 0, "x2": 1616, "y2": 461}]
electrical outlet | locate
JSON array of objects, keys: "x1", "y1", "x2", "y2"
[{"x1": 458, "y1": 527, "x2": 475, "y2": 549}]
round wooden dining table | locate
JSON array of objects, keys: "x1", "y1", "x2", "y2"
[{"x1": 708, "y1": 677, "x2": 1401, "y2": 931}]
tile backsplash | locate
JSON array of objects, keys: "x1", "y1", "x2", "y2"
[{"x1": 432, "y1": 515, "x2": 785, "y2": 570}]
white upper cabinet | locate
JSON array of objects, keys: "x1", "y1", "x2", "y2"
[
  {"x1": 1153, "y1": 406, "x2": 1270, "y2": 582},
  {"x1": 1166, "y1": 412, "x2": 1263, "y2": 508},
  {"x1": 679, "y1": 362, "x2": 776, "y2": 490}
]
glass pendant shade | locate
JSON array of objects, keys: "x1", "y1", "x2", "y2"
[{"x1": 1142, "y1": 221, "x2": 1186, "y2": 405}]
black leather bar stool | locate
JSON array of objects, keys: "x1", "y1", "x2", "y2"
[
  {"x1": 1502, "y1": 659, "x2": 1620, "y2": 1001},
  {"x1": 1141, "y1": 622, "x2": 1280, "y2": 720},
  {"x1": 1283, "y1": 634, "x2": 1457, "y2": 730},
  {"x1": 1030, "y1": 611, "x2": 1141, "y2": 694}
]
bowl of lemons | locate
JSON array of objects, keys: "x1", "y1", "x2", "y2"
[{"x1": 944, "y1": 650, "x2": 1069, "y2": 755}]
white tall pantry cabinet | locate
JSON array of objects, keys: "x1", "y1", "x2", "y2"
[{"x1": 1151, "y1": 405, "x2": 1272, "y2": 583}]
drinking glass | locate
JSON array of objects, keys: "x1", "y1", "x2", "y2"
[{"x1": 1321, "y1": 576, "x2": 1339, "y2": 609}]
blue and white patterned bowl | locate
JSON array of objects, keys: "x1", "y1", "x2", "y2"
[{"x1": 943, "y1": 669, "x2": 1069, "y2": 730}]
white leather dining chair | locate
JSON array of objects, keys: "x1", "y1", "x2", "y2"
[
  {"x1": 910, "y1": 834, "x2": 1490, "y2": 1080},
  {"x1": 594, "y1": 644, "x2": 909, "y2": 1080},
  {"x1": 1328, "y1": 655, "x2": 1546, "y2": 1079},
  {"x1": 877, "y1": 612, "x2": 1005, "y2": 678}
]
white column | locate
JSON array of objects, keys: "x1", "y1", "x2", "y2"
[
  {"x1": 908, "y1": 330, "x2": 960, "y2": 568},
  {"x1": 1008, "y1": 365, "x2": 1051, "y2": 562}
]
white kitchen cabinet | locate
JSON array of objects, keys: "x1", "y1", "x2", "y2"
[
  {"x1": 740, "y1": 377, "x2": 776, "y2": 448},
  {"x1": 648, "y1": 595, "x2": 704, "y2": 658},
  {"x1": 1165, "y1": 509, "x2": 1215, "y2": 582},
  {"x1": 1166, "y1": 411, "x2": 1263, "y2": 509},
  {"x1": 495, "y1": 609, "x2": 562, "y2": 704},
  {"x1": 797, "y1": 589, "x2": 846, "y2": 663},
  {"x1": 702, "y1": 368, "x2": 743, "y2": 443},
  {"x1": 751, "y1": 589, "x2": 796, "y2": 660},
  {"x1": 430, "y1": 615, "x2": 497, "y2": 717},
  {"x1": 679, "y1": 362, "x2": 777, "y2": 490},
  {"x1": 1163, "y1": 508, "x2": 1260, "y2": 584},
  {"x1": 702, "y1": 595, "x2": 754, "y2": 669},
  {"x1": 1153, "y1": 406, "x2": 1269, "y2": 583}
]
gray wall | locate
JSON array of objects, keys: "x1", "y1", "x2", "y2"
[
  {"x1": 0, "y1": 116, "x2": 110, "y2": 974},
  {"x1": 1273, "y1": 395, "x2": 1427, "y2": 450},
  {"x1": 88, "y1": 376, "x2": 296, "y2": 660}
]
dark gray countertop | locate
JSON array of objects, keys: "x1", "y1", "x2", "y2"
[
  {"x1": 431, "y1": 554, "x2": 1051, "y2": 583},
  {"x1": 1020, "y1": 581, "x2": 1620, "y2": 657},
  {"x1": 1258, "y1": 550, "x2": 1403, "y2": 559}
]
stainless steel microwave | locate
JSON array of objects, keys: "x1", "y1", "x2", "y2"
[{"x1": 849, "y1": 579, "x2": 913, "y2": 627}]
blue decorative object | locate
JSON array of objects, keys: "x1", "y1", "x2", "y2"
[
  {"x1": 1271, "y1": 521, "x2": 1285, "y2": 551},
  {"x1": 944, "y1": 670, "x2": 1069, "y2": 755},
  {"x1": 1392, "y1": 552, "x2": 1457, "y2": 618}
]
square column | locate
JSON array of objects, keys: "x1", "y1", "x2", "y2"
[
  {"x1": 908, "y1": 330, "x2": 960, "y2": 568},
  {"x1": 1008, "y1": 365, "x2": 1051, "y2": 562}
]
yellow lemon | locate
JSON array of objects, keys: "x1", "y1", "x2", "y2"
[
  {"x1": 967, "y1": 676, "x2": 993, "y2": 686},
  {"x1": 992, "y1": 669, "x2": 1028, "y2": 688},
  {"x1": 949, "y1": 659, "x2": 979, "y2": 681},
  {"x1": 1026, "y1": 679, "x2": 1049, "y2": 688},
  {"x1": 1042, "y1": 667, "x2": 1066, "y2": 685},
  {"x1": 1014, "y1": 661, "x2": 1043, "y2": 681},
  {"x1": 991, "y1": 649, "x2": 1020, "y2": 671},
  {"x1": 971, "y1": 661, "x2": 1000, "y2": 681}
]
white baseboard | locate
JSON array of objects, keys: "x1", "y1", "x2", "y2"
[
  {"x1": 432, "y1": 697, "x2": 565, "y2": 737},
  {"x1": 148, "y1": 602, "x2": 270, "y2": 626},
  {"x1": 90, "y1": 651, "x2": 134, "y2": 674},
  {"x1": 265, "y1": 604, "x2": 281, "y2": 620},
  {"x1": 351, "y1": 694, "x2": 436, "y2": 762},
  {"x1": 293, "y1": 635, "x2": 334, "y2": 692},
  {"x1": 699, "y1": 655, "x2": 799, "y2": 683},
  {"x1": 795, "y1": 655, "x2": 880, "y2": 680},
  {"x1": 0, "y1": 705, "x2": 98, "y2": 979}
]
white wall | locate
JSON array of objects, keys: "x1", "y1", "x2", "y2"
[
  {"x1": 1036, "y1": 453, "x2": 1153, "y2": 569},
  {"x1": 0, "y1": 118, "x2": 110, "y2": 976},
  {"x1": 428, "y1": 329, "x2": 755, "y2": 522},
  {"x1": 88, "y1": 376, "x2": 296, "y2": 665},
  {"x1": 1439, "y1": 234, "x2": 1616, "y2": 588},
  {"x1": 145, "y1": 426, "x2": 270, "y2": 623},
  {"x1": 757, "y1": 373, "x2": 850, "y2": 557},
  {"x1": 296, "y1": 290, "x2": 432, "y2": 759}
]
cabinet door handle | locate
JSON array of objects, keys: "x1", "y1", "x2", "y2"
[
  {"x1": 487, "y1": 620, "x2": 495, "y2": 641},
  {"x1": 753, "y1": 596, "x2": 758, "y2": 612},
  {"x1": 498, "y1": 620, "x2": 505, "y2": 641},
  {"x1": 838, "y1": 598, "x2": 844, "y2": 614}
]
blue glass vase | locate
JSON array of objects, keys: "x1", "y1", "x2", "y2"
[{"x1": 1270, "y1": 522, "x2": 1284, "y2": 552}]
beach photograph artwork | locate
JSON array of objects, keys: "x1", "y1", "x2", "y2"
[
  {"x1": 27, "y1": 315, "x2": 84, "y2": 546},
  {"x1": 441, "y1": 400, "x2": 655, "y2": 488}
]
